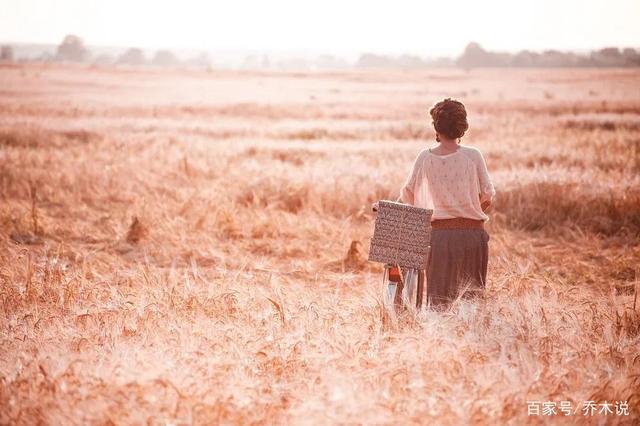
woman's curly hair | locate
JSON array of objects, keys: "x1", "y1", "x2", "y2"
[{"x1": 429, "y1": 98, "x2": 469, "y2": 140}]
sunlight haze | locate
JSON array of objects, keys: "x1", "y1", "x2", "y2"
[{"x1": 1, "y1": 0, "x2": 639, "y2": 55}]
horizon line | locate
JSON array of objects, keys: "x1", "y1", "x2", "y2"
[{"x1": 3, "y1": 38, "x2": 639, "y2": 58}]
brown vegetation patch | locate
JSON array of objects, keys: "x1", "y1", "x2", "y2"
[
  {"x1": 125, "y1": 216, "x2": 148, "y2": 244},
  {"x1": 237, "y1": 180, "x2": 307, "y2": 214},
  {"x1": 562, "y1": 115, "x2": 640, "y2": 131},
  {"x1": 471, "y1": 100, "x2": 640, "y2": 117},
  {"x1": 274, "y1": 122, "x2": 430, "y2": 141},
  {"x1": 494, "y1": 181, "x2": 640, "y2": 237},
  {"x1": 0, "y1": 127, "x2": 102, "y2": 148}
]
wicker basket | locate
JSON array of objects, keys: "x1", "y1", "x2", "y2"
[{"x1": 368, "y1": 200, "x2": 432, "y2": 269}]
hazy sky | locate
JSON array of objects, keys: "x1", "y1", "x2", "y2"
[{"x1": 1, "y1": 0, "x2": 639, "y2": 55}]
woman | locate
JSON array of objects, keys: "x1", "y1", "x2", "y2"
[{"x1": 398, "y1": 98, "x2": 495, "y2": 309}]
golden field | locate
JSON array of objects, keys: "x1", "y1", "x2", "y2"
[{"x1": 1, "y1": 64, "x2": 639, "y2": 425}]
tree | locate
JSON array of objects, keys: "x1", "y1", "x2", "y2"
[
  {"x1": 56, "y1": 35, "x2": 88, "y2": 62},
  {"x1": 622, "y1": 48, "x2": 640, "y2": 66},
  {"x1": 511, "y1": 50, "x2": 539, "y2": 67},
  {"x1": 591, "y1": 47, "x2": 624, "y2": 66},
  {"x1": 0, "y1": 45, "x2": 14, "y2": 62},
  {"x1": 117, "y1": 48, "x2": 145, "y2": 65},
  {"x1": 457, "y1": 42, "x2": 497, "y2": 68},
  {"x1": 152, "y1": 50, "x2": 179, "y2": 66},
  {"x1": 538, "y1": 50, "x2": 571, "y2": 67}
]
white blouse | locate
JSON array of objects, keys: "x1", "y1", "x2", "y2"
[{"x1": 399, "y1": 145, "x2": 496, "y2": 221}]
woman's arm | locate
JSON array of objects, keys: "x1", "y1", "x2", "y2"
[{"x1": 475, "y1": 149, "x2": 496, "y2": 206}]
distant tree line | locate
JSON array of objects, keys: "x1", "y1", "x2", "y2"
[
  {"x1": 2, "y1": 36, "x2": 639, "y2": 69},
  {"x1": 454, "y1": 42, "x2": 640, "y2": 68},
  {"x1": 1, "y1": 45, "x2": 15, "y2": 61},
  {"x1": 356, "y1": 42, "x2": 640, "y2": 68},
  {"x1": 356, "y1": 53, "x2": 453, "y2": 68},
  {"x1": 0, "y1": 34, "x2": 211, "y2": 68}
]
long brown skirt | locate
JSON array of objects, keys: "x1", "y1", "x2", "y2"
[{"x1": 426, "y1": 228, "x2": 489, "y2": 309}]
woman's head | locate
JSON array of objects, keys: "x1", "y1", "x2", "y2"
[{"x1": 429, "y1": 98, "x2": 468, "y2": 142}]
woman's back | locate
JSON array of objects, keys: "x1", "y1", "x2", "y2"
[{"x1": 400, "y1": 144, "x2": 495, "y2": 221}]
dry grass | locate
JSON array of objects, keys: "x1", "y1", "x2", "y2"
[{"x1": 0, "y1": 64, "x2": 639, "y2": 425}]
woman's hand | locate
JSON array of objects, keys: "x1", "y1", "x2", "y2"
[{"x1": 479, "y1": 193, "x2": 493, "y2": 212}]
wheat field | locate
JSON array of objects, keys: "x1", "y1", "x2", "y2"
[{"x1": 1, "y1": 64, "x2": 639, "y2": 425}]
